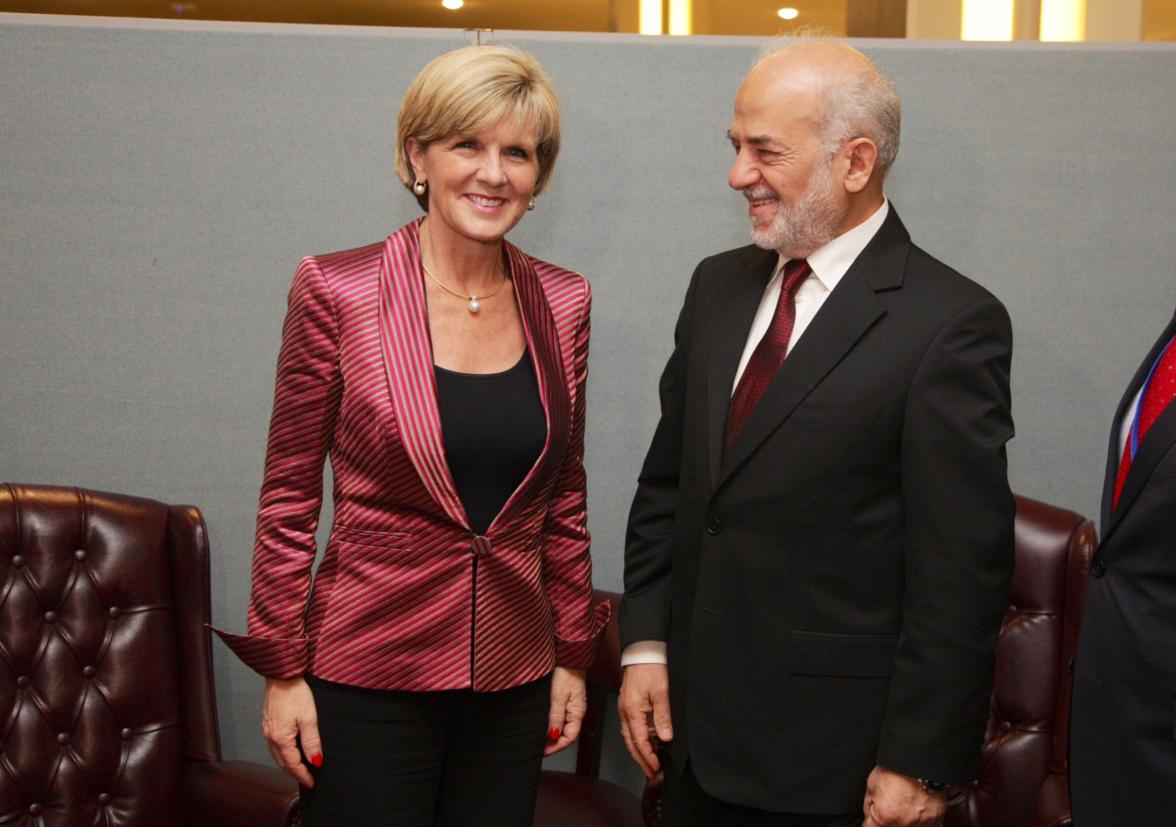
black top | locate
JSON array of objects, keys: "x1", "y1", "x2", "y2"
[{"x1": 434, "y1": 351, "x2": 547, "y2": 536}]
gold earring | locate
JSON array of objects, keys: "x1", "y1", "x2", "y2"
[{"x1": 413, "y1": 180, "x2": 427, "y2": 196}]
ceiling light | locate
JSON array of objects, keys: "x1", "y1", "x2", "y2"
[
  {"x1": 961, "y1": 0, "x2": 1014, "y2": 41},
  {"x1": 1040, "y1": 0, "x2": 1086, "y2": 41},
  {"x1": 442, "y1": 0, "x2": 463, "y2": 10},
  {"x1": 777, "y1": 7, "x2": 799, "y2": 20}
]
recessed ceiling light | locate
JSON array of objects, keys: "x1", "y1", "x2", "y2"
[
  {"x1": 442, "y1": 0, "x2": 463, "y2": 10},
  {"x1": 777, "y1": 7, "x2": 799, "y2": 20}
]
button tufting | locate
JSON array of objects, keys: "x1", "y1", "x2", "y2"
[
  {"x1": 98, "y1": 793, "x2": 112, "y2": 805},
  {"x1": 16, "y1": 676, "x2": 30, "y2": 689},
  {"x1": 83, "y1": 665, "x2": 97, "y2": 679},
  {"x1": 108, "y1": 606, "x2": 122, "y2": 619},
  {"x1": 44, "y1": 611, "x2": 58, "y2": 624},
  {"x1": 29, "y1": 804, "x2": 43, "y2": 816},
  {"x1": 75, "y1": 549, "x2": 87, "y2": 561},
  {"x1": 120, "y1": 727, "x2": 133, "y2": 740},
  {"x1": 56, "y1": 732, "x2": 69, "y2": 745},
  {"x1": 10, "y1": 554, "x2": 23, "y2": 567}
]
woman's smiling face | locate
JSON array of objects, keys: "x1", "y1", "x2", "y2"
[{"x1": 409, "y1": 115, "x2": 540, "y2": 247}]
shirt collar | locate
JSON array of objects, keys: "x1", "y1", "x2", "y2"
[{"x1": 775, "y1": 198, "x2": 889, "y2": 292}]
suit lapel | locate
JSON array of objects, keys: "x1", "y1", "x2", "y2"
[
  {"x1": 714, "y1": 208, "x2": 909, "y2": 490},
  {"x1": 1101, "y1": 311, "x2": 1176, "y2": 539},
  {"x1": 488, "y1": 243, "x2": 570, "y2": 534},
  {"x1": 705, "y1": 247, "x2": 779, "y2": 485},
  {"x1": 378, "y1": 220, "x2": 469, "y2": 528}
]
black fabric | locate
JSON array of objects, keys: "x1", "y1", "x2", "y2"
[
  {"x1": 662, "y1": 753, "x2": 862, "y2": 827},
  {"x1": 434, "y1": 351, "x2": 547, "y2": 535},
  {"x1": 299, "y1": 674, "x2": 552, "y2": 827},
  {"x1": 1071, "y1": 307, "x2": 1176, "y2": 826}
]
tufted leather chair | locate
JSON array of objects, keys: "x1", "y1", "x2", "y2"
[
  {"x1": 0, "y1": 483, "x2": 300, "y2": 826},
  {"x1": 534, "y1": 590, "x2": 644, "y2": 827},
  {"x1": 944, "y1": 494, "x2": 1094, "y2": 827}
]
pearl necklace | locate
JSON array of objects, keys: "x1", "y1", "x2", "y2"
[{"x1": 421, "y1": 262, "x2": 506, "y2": 314}]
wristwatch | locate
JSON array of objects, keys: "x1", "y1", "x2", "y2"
[{"x1": 918, "y1": 778, "x2": 949, "y2": 794}]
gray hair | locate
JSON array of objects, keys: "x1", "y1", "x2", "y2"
[{"x1": 758, "y1": 38, "x2": 902, "y2": 176}]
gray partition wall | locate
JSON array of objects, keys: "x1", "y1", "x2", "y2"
[{"x1": 3, "y1": 13, "x2": 1175, "y2": 792}]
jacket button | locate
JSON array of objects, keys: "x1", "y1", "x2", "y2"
[
  {"x1": 120, "y1": 728, "x2": 133, "y2": 740},
  {"x1": 706, "y1": 518, "x2": 723, "y2": 535},
  {"x1": 75, "y1": 549, "x2": 87, "y2": 561},
  {"x1": 1091, "y1": 559, "x2": 1106, "y2": 578},
  {"x1": 29, "y1": 804, "x2": 43, "y2": 816},
  {"x1": 83, "y1": 666, "x2": 97, "y2": 679},
  {"x1": 44, "y1": 611, "x2": 58, "y2": 624},
  {"x1": 108, "y1": 607, "x2": 121, "y2": 619},
  {"x1": 98, "y1": 793, "x2": 112, "y2": 806},
  {"x1": 16, "y1": 676, "x2": 30, "y2": 689},
  {"x1": 57, "y1": 732, "x2": 69, "y2": 745},
  {"x1": 11, "y1": 555, "x2": 23, "y2": 567}
]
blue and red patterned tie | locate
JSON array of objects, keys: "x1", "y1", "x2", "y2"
[
  {"x1": 723, "y1": 258, "x2": 812, "y2": 461},
  {"x1": 1112, "y1": 335, "x2": 1176, "y2": 509}
]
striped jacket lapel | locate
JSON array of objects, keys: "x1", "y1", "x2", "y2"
[
  {"x1": 490, "y1": 242, "x2": 571, "y2": 534},
  {"x1": 378, "y1": 219, "x2": 469, "y2": 529}
]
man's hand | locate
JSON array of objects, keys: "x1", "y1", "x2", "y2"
[
  {"x1": 862, "y1": 765, "x2": 947, "y2": 827},
  {"x1": 545, "y1": 666, "x2": 588, "y2": 757},
  {"x1": 263, "y1": 676, "x2": 321, "y2": 788},
  {"x1": 618, "y1": 663, "x2": 673, "y2": 778}
]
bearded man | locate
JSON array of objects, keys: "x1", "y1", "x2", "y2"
[{"x1": 619, "y1": 41, "x2": 1015, "y2": 827}]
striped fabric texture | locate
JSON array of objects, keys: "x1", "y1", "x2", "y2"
[{"x1": 214, "y1": 218, "x2": 608, "y2": 691}]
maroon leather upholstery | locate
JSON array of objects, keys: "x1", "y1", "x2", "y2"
[
  {"x1": 534, "y1": 590, "x2": 644, "y2": 827},
  {"x1": 945, "y1": 494, "x2": 1094, "y2": 827},
  {"x1": 0, "y1": 483, "x2": 299, "y2": 826}
]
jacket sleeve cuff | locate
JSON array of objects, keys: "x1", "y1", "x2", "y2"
[
  {"x1": 553, "y1": 599, "x2": 612, "y2": 669},
  {"x1": 208, "y1": 625, "x2": 308, "y2": 679}
]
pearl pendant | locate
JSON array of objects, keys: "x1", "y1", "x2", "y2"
[{"x1": 468, "y1": 297, "x2": 481, "y2": 314}]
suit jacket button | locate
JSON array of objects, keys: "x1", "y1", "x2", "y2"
[
  {"x1": 1091, "y1": 559, "x2": 1106, "y2": 578},
  {"x1": 706, "y1": 518, "x2": 722, "y2": 535}
]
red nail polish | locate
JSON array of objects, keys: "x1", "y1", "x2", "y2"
[
  {"x1": 310, "y1": 753, "x2": 323, "y2": 767},
  {"x1": 547, "y1": 727, "x2": 561, "y2": 741}
]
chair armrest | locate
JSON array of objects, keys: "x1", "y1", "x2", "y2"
[
  {"x1": 183, "y1": 759, "x2": 300, "y2": 827},
  {"x1": 1030, "y1": 772, "x2": 1071, "y2": 827}
]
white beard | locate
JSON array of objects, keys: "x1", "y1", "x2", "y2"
[{"x1": 748, "y1": 161, "x2": 844, "y2": 257}]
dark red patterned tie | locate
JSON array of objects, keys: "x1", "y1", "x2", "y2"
[
  {"x1": 1113, "y1": 336, "x2": 1176, "y2": 508},
  {"x1": 723, "y1": 258, "x2": 812, "y2": 460}
]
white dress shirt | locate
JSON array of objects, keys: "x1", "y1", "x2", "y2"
[{"x1": 622, "y1": 199, "x2": 891, "y2": 668}]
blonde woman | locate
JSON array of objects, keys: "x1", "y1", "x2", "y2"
[{"x1": 215, "y1": 45, "x2": 608, "y2": 826}]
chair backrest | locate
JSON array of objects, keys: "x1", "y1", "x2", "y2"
[
  {"x1": 571, "y1": 589, "x2": 623, "y2": 777},
  {"x1": 946, "y1": 494, "x2": 1096, "y2": 827},
  {"x1": 0, "y1": 483, "x2": 222, "y2": 825}
]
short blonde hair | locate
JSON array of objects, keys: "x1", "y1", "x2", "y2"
[{"x1": 394, "y1": 45, "x2": 562, "y2": 210}]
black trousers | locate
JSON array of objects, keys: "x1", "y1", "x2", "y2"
[
  {"x1": 663, "y1": 753, "x2": 863, "y2": 827},
  {"x1": 299, "y1": 673, "x2": 552, "y2": 827}
]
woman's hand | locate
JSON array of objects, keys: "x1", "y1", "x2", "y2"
[
  {"x1": 544, "y1": 666, "x2": 588, "y2": 756},
  {"x1": 263, "y1": 676, "x2": 322, "y2": 788}
]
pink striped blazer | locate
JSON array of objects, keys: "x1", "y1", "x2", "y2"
[{"x1": 215, "y1": 218, "x2": 608, "y2": 691}]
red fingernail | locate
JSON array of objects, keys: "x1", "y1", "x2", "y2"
[
  {"x1": 547, "y1": 727, "x2": 561, "y2": 741},
  {"x1": 310, "y1": 753, "x2": 323, "y2": 767}
]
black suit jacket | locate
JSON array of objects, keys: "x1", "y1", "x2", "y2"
[
  {"x1": 1071, "y1": 309, "x2": 1176, "y2": 826},
  {"x1": 621, "y1": 207, "x2": 1015, "y2": 814}
]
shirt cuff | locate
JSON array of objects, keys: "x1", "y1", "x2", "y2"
[
  {"x1": 208, "y1": 624, "x2": 309, "y2": 679},
  {"x1": 621, "y1": 639, "x2": 668, "y2": 666}
]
